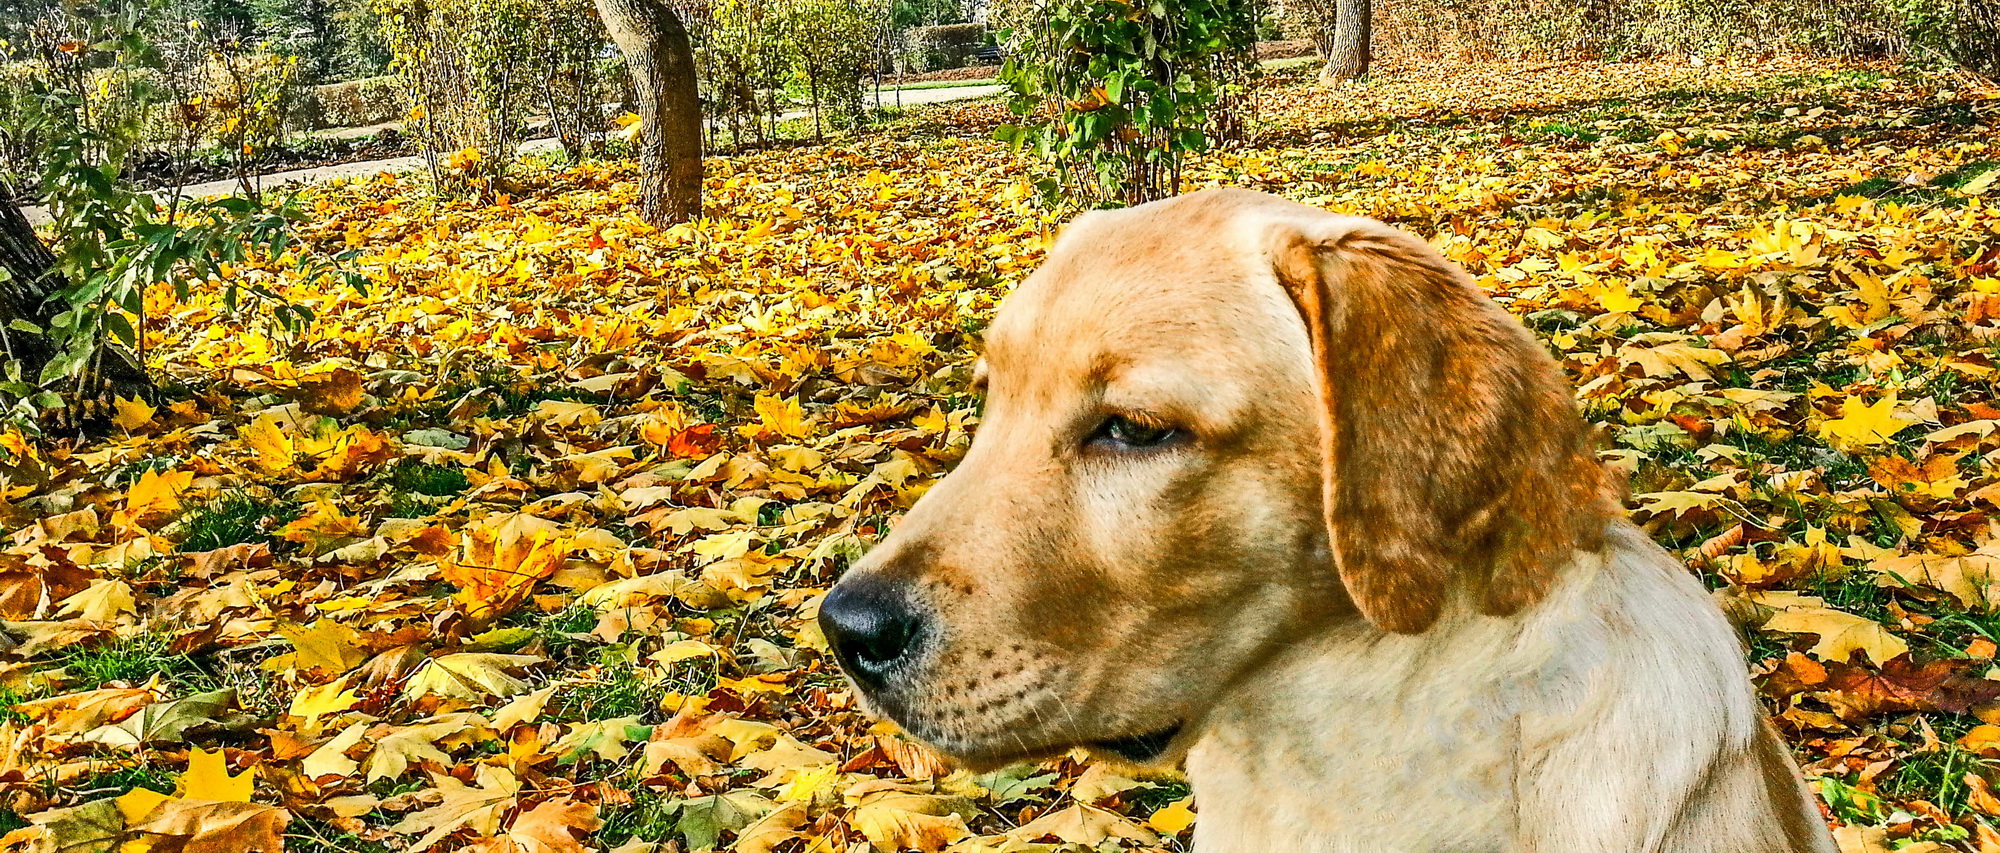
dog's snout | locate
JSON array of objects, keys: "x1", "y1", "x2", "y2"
[{"x1": 819, "y1": 576, "x2": 926, "y2": 689}]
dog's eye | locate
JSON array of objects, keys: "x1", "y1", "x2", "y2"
[{"x1": 1090, "y1": 414, "x2": 1179, "y2": 450}]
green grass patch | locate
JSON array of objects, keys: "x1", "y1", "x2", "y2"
[
  {"x1": 1126, "y1": 779, "x2": 1192, "y2": 813},
  {"x1": 74, "y1": 764, "x2": 176, "y2": 799},
  {"x1": 176, "y1": 493, "x2": 299, "y2": 552},
  {"x1": 286, "y1": 820, "x2": 399, "y2": 853},
  {"x1": 1820, "y1": 161, "x2": 1995, "y2": 208},
  {"x1": 547, "y1": 656, "x2": 718, "y2": 725},
  {"x1": 384, "y1": 459, "x2": 470, "y2": 517},
  {"x1": 58, "y1": 634, "x2": 212, "y2": 689},
  {"x1": 386, "y1": 460, "x2": 470, "y2": 496},
  {"x1": 1881, "y1": 722, "x2": 1997, "y2": 817},
  {"x1": 597, "y1": 785, "x2": 679, "y2": 849},
  {"x1": 0, "y1": 688, "x2": 32, "y2": 724}
]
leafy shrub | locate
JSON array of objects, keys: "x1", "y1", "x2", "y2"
[
  {"x1": 684, "y1": 0, "x2": 793, "y2": 147},
  {"x1": 298, "y1": 75, "x2": 408, "y2": 129},
  {"x1": 522, "y1": 0, "x2": 618, "y2": 159},
  {"x1": 786, "y1": 0, "x2": 890, "y2": 133},
  {"x1": 1367, "y1": 0, "x2": 1994, "y2": 73},
  {"x1": 0, "y1": 14, "x2": 311, "y2": 190},
  {"x1": 994, "y1": 0, "x2": 1259, "y2": 206},
  {"x1": 375, "y1": 0, "x2": 536, "y2": 191},
  {"x1": 376, "y1": 0, "x2": 618, "y2": 190},
  {"x1": 677, "y1": 0, "x2": 889, "y2": 144},
  {"x1": 1892, "y1": 0, "x2": 1997, "y2": 76},
  {"x1": 903, "y1": 23, "x2": 987, "y2": 73}
]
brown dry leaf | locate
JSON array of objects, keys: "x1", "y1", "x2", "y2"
[
  {"x1": 731, "y1": 802, "x2": 808, "y2": 853},
  {"x1": 295, "y1": 368, "x2": 368, "y2": 415},
  {"x1": 1762, "y1": 606, "x2": 1907, "y2": 665},
  {"x1": 387, "y1": 766, "x2": 522, "y2": 853},
  {"x1": 1005, "y1": 803, "x2": 1161, "y2": 846},
  {"x1": 127, "y1": 798, "x2": 291, "y2": 853},
  {"x1": 876, "y1": 736, "x2": 952, "y2": 781},
  {"x1": 845, "y1": 781, "x2": 975, "y2": 853},
  {"x1": 467, "y1": 798, "x2": 599, "y2": 853},
  {"x1": 1872, "y1": 550, "x2": 2000, "y2": 611}
]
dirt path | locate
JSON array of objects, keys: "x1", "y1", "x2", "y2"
[{"x1": 22, "y1": 84, "x2": 1005, "y2": 225}]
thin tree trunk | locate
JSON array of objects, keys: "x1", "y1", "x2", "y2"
[
  {"x1": 1319, "y1": 0, "x2": 1372, "y2": 84},
  {"x1": 594, "y1": 0, "x2": 703, "y2": 224}
]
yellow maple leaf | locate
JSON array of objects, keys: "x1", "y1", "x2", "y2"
[
  {"x1": 1762, "y1": 605, "x2": 1907, "y2": 664},
  {"x1": 1007, "y1": 803, "x2": 1160, "y2": 845},
  {"x1": 846, "y1": 783, "x2": 974, "y2": 853},
  {"x1": 278, "y1": 499, "x2": 369, "y2": 555},
  {"x1": 1596, "y1": 285, "x2": 1645, "y2": 313},
  {"x1": 736, "y1": 394, "x2": 811, "y2": 442},
  {"x1": 401, "y1": 652, "x2": 541, "y2": 702},
  {"x1": 1871, "y1": 550, "x2": 2000, "y2": 611},
  {"x1": 278, "y1": 620, "x2": 369, "y2": 675},
  {"x1": 288, "y1": 678, "x2": 361, "y2": 735},
  {"x1": 493, "y1": 798, "x2": 599, "y2": 853},
  {"x1": 55, "y1": 579, "x2": 136, "y2": 624},
  {"x1": 305, "y1": 722, "x2": 369, "y2": 779},
  {"x1": 241, "y1": 411, "x2": 298, "y2": 474},
  {"x1": 180, "y1": 746, "x2": 254, "y2": 802},
  {"x1": 112, "y1": 396, "x2": 157, "y2": 431},
  {"x1": 116, "y1": 786, "x2": 173, "y2": 823},
  {"x1": 439, "y1": 513, "x2": 574, "y2": 621},
  {"x1": 1818, "y1": 394, "x2": 1919, "y2": 450},
  {"x1": 126, "y1": 467, "x2": 194, "y2": 522},
  {"x1": 1147, "y1": 796, "x2": 1197, "y2": 834},
  {"x1": 387, "y1": 766, "x2": 521, "y2": 852}
]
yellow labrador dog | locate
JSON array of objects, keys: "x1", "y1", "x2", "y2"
[{"x1": 819, "y1": 188, "x2": 1836, "y2": 852}]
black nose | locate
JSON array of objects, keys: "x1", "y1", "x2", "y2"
[{"x1": 819, "y1": 575, "x2": 926, "y2": 689}]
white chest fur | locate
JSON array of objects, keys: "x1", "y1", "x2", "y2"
[{"x1": 1184, "y1": 522, "x2": 1831, "y2": 853}]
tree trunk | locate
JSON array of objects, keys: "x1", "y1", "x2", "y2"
[
  {"x1": 0, "y1": 188, "x2": 65, "y2": 382},
  {"x1": 0, "y1": 184, "x2": 155, "y2": 423},
  {"x1": 1319, "y1": 0, "x2": 1372, "y2": 84},
  {"x1": 593, "y1": 0, "x2": 703, "y2": 225}
]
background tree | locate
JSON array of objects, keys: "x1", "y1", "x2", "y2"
[
  {"x1": 995, "y1": 0, "x2": 1258, "y2": 207},
  {"x1": 1319, "y1": 0, "x2": 1371, "y2": 82},
  {"x1": 595, "y1": 0, "x2": 703, "y2": 224}
]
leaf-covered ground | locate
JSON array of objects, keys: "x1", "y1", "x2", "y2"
[{"x1": 2, "y1": 54, "x2": 1999, "y2": 853}]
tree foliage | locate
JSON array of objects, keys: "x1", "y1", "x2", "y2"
[
  {"x1": 994, "y1": 0, "x2": 1258, "y2": 206},
  {"x1": 1358, "y1": 0, "x2": 1996, "y2": 77},
  {"x1": 374, "y1": 0, "x2": 615, "y2": 191},
  {"x1": 676, "y1": 0, "x2": 893, "y2": 147},
  {"x1": 1, "y1": 69, "x2": 351, "y2": 430}
]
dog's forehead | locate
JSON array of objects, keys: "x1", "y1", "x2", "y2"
[{"x1": 985, "y1": 198, "x2": 1293, "y2": 379}]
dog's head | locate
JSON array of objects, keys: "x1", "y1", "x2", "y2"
[{"x1": 818, "y1": 188, "x2": 1612, "y2": 769}]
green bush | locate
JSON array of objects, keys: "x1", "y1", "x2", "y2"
[
  {"x1": 994, "y1": 0, "x2": 1259, "y2": 207},
  {"x1": 903, "y1": 23, "x2": 988, "y2": 73},
  {"x1": 374, "y1": 0, "x2": 616, "y2": 190},
  {"x1": 1367, "y1": 0, "x2": 1993, "y2": 72},
  {"x1": 1894, "y1": 0, "x2": 1997, "y2": 76},
  {"x1": 298, "y1": 75, "x2": 408, "y2": 129}
]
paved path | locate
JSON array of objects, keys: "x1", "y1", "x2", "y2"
[{"x1": 21, "y1": 83, "x2": 1005, "y2": 224}]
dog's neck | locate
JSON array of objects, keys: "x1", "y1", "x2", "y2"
[{"x1": 1183, "y1": 546, "x2": 1619, "y2": 852}]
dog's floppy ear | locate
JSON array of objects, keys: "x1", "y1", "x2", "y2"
[{"x1": 1267, "y1": 213, "x2": 1613, "y2": 634}]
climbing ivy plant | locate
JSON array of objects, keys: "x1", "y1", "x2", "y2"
[{"x1": 994, "y1": 0, "x2": 1259, "y2": 207}]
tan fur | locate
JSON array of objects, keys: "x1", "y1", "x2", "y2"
[
  {"x1": 1270, "y1": 214, "x2": 1613, "y2": 632},
  {"x1": 826, "y1": 188, "x2": 1837, "y2": 851}
]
